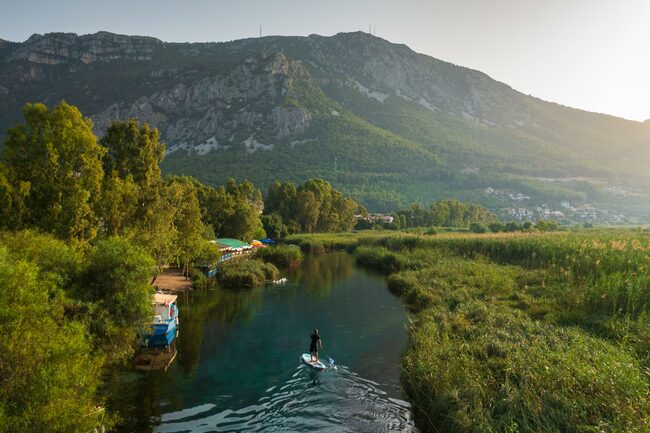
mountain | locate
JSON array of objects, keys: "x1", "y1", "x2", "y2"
[{"x1": 1, "y1": 31, "x2": 649, "y2": 221}]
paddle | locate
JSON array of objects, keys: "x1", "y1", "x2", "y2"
[{"x1": 323, "y1": 351, "x2": 335, "y2": 366}]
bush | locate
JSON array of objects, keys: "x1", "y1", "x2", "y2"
[
  {"x1": 425, "y1": 227, "x2": 438, "y2": 235},
  {"x1": 469, "y1": 222, "x2": 487, "y2": 233},
  {"x1": 504, "y1": 221, "x2": 522, "y2": 232},
  {"x1": 489, "y1": 222, "x2": 505, "y2": 233},
  {"x1": 189, "y1": 267, "x2": 213, "y2": 289},
  {"x1": 217, "y1": 258, "x2": 279, "y2": 288}
]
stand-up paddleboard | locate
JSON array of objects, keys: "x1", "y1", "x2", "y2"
[{"x1": 301, "y1": 353, "x2": 327, "y2": 370}]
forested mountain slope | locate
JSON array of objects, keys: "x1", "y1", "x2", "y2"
[{"x1": 1, "y1": 31, "x2": 649, "y2": 219}]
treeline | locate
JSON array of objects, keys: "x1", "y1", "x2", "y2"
[
  {"x1": 470, "y1": 219, "x2": 560, "y2": 233},
  {"x1": 261, "y1": 179, "x2": 362, "y2": 237},
  {"x1": 392, "y1": 199, "x2": 495, "y2": 228}
]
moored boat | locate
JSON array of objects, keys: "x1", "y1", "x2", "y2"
[{"x1": 143, "y1": 293, "x2": 179, "y2": 348}]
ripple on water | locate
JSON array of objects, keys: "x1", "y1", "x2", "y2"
[{"x1": 154, "y1": 363, "x2": 417, "y2": 433}]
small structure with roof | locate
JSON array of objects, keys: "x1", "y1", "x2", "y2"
[{"x1": 212, "y1": 238, "x2": 253, "y2": 262}]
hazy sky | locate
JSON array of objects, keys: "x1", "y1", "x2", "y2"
[{"x1": 1, "y1": 0, "x2": 648, "y2": 121}]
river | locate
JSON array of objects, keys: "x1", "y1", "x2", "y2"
[{"x1": 108, "y1": 251, "x2": 417, "y2": 432}]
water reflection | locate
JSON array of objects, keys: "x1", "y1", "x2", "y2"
[{"x1": 289, "y1": 251, "x2": 355, "y2": 295}]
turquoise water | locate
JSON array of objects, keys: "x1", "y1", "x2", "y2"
[{"x1": 109, "y1": 252, "x2": 417, "y2": 432}]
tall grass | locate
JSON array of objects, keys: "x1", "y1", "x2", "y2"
[
  {"x1": 254, "y1": 245, "x2": 303, "y2": 267},
  {"x1": 217, "y1": 258, "x2": 279, "y2": 289},
  {"x1": 403, "y1": 302, "x2": 650, "y2": 433},
  {"x1": 345, "y1": 230, "x2": 650, "y2": 433}
]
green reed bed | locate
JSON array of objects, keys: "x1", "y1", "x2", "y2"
[
  {"x1": 286, "y1": 231, "x2": 389, "y2": 253},
  {"x1": 217, "y1": 258, "x2": 279, "y2": 288},
  {"x1": 403, "y1": 302, "x2": 650, "y2": 433},
  {"x1": 345, "y1": 230, "x2": 650, "y2": 433},
  {"x1": 254, "y1": 245, "x2": 304, "y2": 267}
]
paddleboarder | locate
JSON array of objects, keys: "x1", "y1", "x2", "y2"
[{"x1": 309, "y1": 329, "x2": 323, "y2": 363}]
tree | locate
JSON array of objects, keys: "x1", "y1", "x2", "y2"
[
  {"x1": 263, "y1": 178, "x2": 360, "y2": 234},
  {"x1": 504, "y1": 221, "x2": 522, "y2": 232},
  {"x1": 100, "y1": 119, "x2": 165, "y2": 194},
  {"x1": 0, "y1": 166, "x2": 29, "y2": 230},
  {"x1": 489, "y1": 222, "x2": 505, "y2": 233},
  {"x1": 535, "y1": 219, "x2": 559, "y2": 232},
  {"x1": 195, "y1": 178, "x2": 266, "y2": 240},
  {"x1": 167, "y1": 178, "x2": 206, "y2": 277},
  {"x1": 77, "y1": 237, "x2": 155, "y2": 365},
  {"x1": 470, "y1": 222, "x2": 487, "y2": 233},
  {"x1": 395, "y1": 199, "x2": 494, "y2": 229},
  {"x1": 0, "y1": 240, "x2": 107, "y2": 433},
  {"x1": 261, "y1": 212, "x2": 288, "y2": 239},
  {"x1": 2, "y1": 102, "x2": 106, "y2": 243},
  {"x1": 98, "y1": 119, "x2": 166, "y2": 237}
]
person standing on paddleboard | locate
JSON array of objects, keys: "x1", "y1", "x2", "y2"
[{"x1": 309, "y1": 329, "x2": 323, "y2": 363}]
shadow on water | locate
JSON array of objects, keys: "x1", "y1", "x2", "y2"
[{"x1": 107, "y1": 252, "x2": 417, "y2": 433}]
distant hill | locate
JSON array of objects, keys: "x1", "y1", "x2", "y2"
[{"x1": 1, "y1": 31, "x2": 649, "y2": 221}]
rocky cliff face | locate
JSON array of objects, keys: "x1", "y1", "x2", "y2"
[
  {"x1": 90, "y1": 52, "x2": 312, "y2": 154},
  {"x1": 303, "y1": 32, "x2": 534, "y2": 126},
  {"x1": 5, "y1": 31, "x2": 162, "y2": 64}
]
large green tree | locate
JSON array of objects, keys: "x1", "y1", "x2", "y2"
[
  {"x1": 98, "y1": 119, "x2": 166, "y2": 236},
  {"x1": 167, "y1": 177, "x2": 207, "y2": 276},
  {"x1": 264, "y1": 178, "x2": 361, "y2": 234},
  {"x1": 394, "y1": 199, "x2": 495, "y2": 228},
  {"x1": 0, "y1": 237, "x2": 107, "y2": 433},
  {"x1": 77, "y1": 237, "x2": 155, "y2": 365},
  {"x1": 1, "y1": 102, "x2": 106, "y2": 243},
  {"x1": 195, "y1": 178, "x2": 265, "y2": 241}
]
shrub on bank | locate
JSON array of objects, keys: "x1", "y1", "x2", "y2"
[
  {"x1": 217, "y1": 258, "x2": 279, "y2": 288},
  {"x1": 189, "y1": 268, "x2": 213, "y2": 289},
  {"x1": 254, "y1": 245, "x2": 303, "y2": 267}
]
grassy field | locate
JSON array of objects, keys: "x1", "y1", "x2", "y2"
[{"x1": 288, "y1": 229, "x2": 650, "y2": 433}]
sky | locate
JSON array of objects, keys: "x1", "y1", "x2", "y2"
[{"x1": 1, "y1": 0, "x2": 648, "y2": 121}]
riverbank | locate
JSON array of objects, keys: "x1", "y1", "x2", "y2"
[
  {"x1": 288, "y1": 230, "x2": 650, "y2": 433},
  {"x1": 153, "y1": 267, "x2": 193, "y2": 292}
]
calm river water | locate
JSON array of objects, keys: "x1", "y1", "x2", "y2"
[{"x1": 109, "y1": 252, "x2": 417, "y2": 432}]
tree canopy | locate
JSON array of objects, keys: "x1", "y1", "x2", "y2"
[
  {"x1": 1, "y1": 102, "x2": 106, "y2": 244},
  {"x1": 393, "y1": 199, "x2": 495, "y2": 228},
  {"x1": 264, "y1": 178, "x2": 361, "y2": 235}
]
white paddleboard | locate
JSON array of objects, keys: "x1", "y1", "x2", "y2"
[{"x1": 301, "y1": 353, "x2": 327, "y2": 370}]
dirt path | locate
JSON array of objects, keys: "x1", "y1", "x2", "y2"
[{"x1": 153, "y1": 267, "x2": 192, "y2": 292}]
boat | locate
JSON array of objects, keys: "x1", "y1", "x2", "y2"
[
  {"x1": 143, "y1": 293, "x2": 179, "y2": 348},
  {"x1": 300, "y1": 353, "x2": 327, "y2": 370}
]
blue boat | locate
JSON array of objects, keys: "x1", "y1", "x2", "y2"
[{"x1": 144, "y1": 293, "x2": 179, "y2": 348}]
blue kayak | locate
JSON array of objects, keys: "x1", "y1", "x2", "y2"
[{"x1": 301, "y1": 353, "x2": 327, "y2": 370}]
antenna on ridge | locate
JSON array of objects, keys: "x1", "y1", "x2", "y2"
[
  {"x1": 373, "y1": 25, "x2": 376, "y2": 36},
  {"x1": 259, "y1": 25, "x2": 262, "y2": 37}
]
